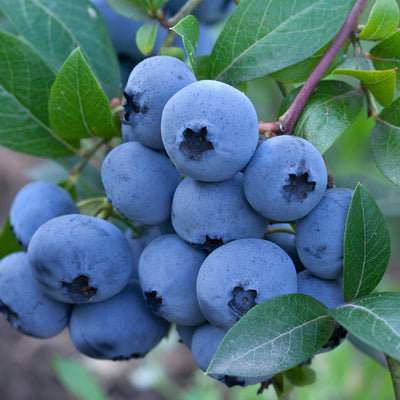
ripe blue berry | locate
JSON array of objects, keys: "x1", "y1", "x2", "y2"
[
  {"x1": 101, "y1": 142, "x2": 182, "y2": 225},
  {"x1": 123, "y1": 56, "x2": 197, "y2": 149},
  {"x1": 196, "y1": 239, "x2": 297, "y2": 331},
  {"x1": 171, "y1": 174, "x2": 268, "y2": 250},
  {"x1": 69, "y1": 281, "x2": 170, "y2": 360},
  {"x1": 243, "y1": 135, "x2": 327, "y2": 221},
  {"x1": 295, "y1": 188, "x2": 353, "y2": 279},
  {"x1": 10, "y1": 181, "x2": 79, "y2": 249},
  {"x1": 28, "y1": 214, "x2": 133, "y2": 303},
  {"x1": 161, "y1": 80, "x2": 259, "y2": 182},
  {"x1": 138, "y1": 234, "x2": 207, "y2": 326},
  {"x1": 0, "y1": 252, "x2": 71, "y2": 338}
]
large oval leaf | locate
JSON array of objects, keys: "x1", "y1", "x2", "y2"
[
  {"x1": 0, "y1": 0, "x2": 121, "y2": 99},
  {"x1": 0, "y1": 31, "x2": 78, "y2": 157},
  {"x1": 49, "y1": 48, "x2": 118, "y2": 140},
  {"x1": 279, "y1": 80, "x2": 365, "y2": 154},
  {"x1": 207, "y1": 294, "x2": 335, "y2": 378},
  {"x1": 206, "y1": 0, "x2": 355, "y2": 85},
  {"x1": 370, "y1": 97, "x2": 400, "y2": 187},
  {"x1": 343, "y1": 183, "x2": 391, "y2": 302},
  {"x1": 328, "y1": 292, "x2": 400, "y2": 361}
]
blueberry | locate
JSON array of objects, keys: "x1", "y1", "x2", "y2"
[
  {"x1": 69, "y1": 280, "x2": 170, "y2": 360},
  {"x1": 191, "y1": 323, "x2": 272, "y2": 387},
  {"x1": 28, "y1": 214, "x2": 133, "y2": 303},
  {"x1": 297, "y1": 270, "x2": 344, "y2": 309},
  {"x1": 0, "y1": 252, "x2": 71, "y2": 338},
  {"x1": 171, "y1": 174, "x2": 268, "y2": 250},
  {"x1": 138, "y1": 234, "x2": 207, "y2": 325},
  {"x1": 265, "y1": 224, "x2": 305, "y2": 273},
  {"x1": 176, "y1": 324, "x2": 201, "y2": 349},
  {"x1": 295, "y1": 188, "x2": 354, "y2": 279},
  {"x1": 243, "y1": 136, "x2": 327, "y2": 221},
  {"x1": 10, "y1": 181, "x2": 79, "y2": 249},
  {"x1": 196, "y1": 238, "x2": 297, "y2": 331},
  {"x1": 121, "y1": 122, "x2": 139, "y2": 142},
  {"x1": 101, "y1": 142, "x2": 181, "y2": 225},
  {"x1": 123, "y1": 56, "x2": 196, "y2": 149},
  {"x1": 161, "y1": 80, "x2": 259, "y2": 182}
]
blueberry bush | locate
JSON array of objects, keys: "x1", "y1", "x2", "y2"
[{"x1": 0, "y1": 0, "x2": 399, "y2": 398}]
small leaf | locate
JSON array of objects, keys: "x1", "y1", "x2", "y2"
[
  {"x1": 0, "y1": 0, "x2": 121, "y2": 99},
  {"x1": 0, "y1": 31, "x2": 78, "y2": 157},
  {"x1": 136, "y1": 23, "x2": 158, "y2": 56},
  {"x1": 207, "y1": 294, "x2": 335, "y2": 378},
  {"x1": 279, "y1": 80, "x2": 365, "y2": 154},
  {"x1": 270, "y1": 42, "x2": 348, "y2": 84},
  {"x1": 328, "y1": 292, "x2": 400, "y2": 361},
  {"x1": 284, "y1": 365, "x2": 316, "y2": 387},
  {"x1": 206, "y1": 0, "x2": 354, "y2": 85},
  {"x1": 172, "y1": 15, "x2": 199, "y2": 76},
  {"x1": 106, "y1": 0, "x2": 150, "y2": 20},
  {"x1": 359, "y1": 0, "x2": 399, "y2": 41},
  {"x1": 332, "y1": 68, "x2": 396, "y2": 108},
  {"x1": 370, "y1": 97, "x2": 400, "y2": 187},
  {"x1": 0, "y1": 217, "x2": 22, "y2": 259},
  {"x1": 49, "y1": 48, "x2": 117, "y2": 140},
  {"x1": 52, "y1": 356, "x2": 109, "y2": 400},
  {"x1": 158, "y1": 46, "x2": 184, "y2": 60},
  {"x1": 343, "y1": 183, "x2": 391, "y2": 301},
  {"x1": 370, "y1": 31, "x2": 400, "y2": 90}
]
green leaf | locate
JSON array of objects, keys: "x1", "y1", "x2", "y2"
[
  {"x1": 52, "y1": 356, "x2": 109, "y2": 400},
  {"x1": 0, "y1": 217, "x2": 22, "y2": 259},
  {"x1": 343, "y1": 183, "x2": 391, "y2": 302},
  {"x1": 0, "y1": 0, "x2": 121, "y2": 99},
  {"x1": 270, "y1": 42, "x2": 348, "y2": 84},
  {"x1": 370, "y1": 30, "x2": 400, "y2": 90},
  {"x1": 0, "y1": 31, "x2": 78, "y2": 157},
  {"x1": 284, "y1": 365, "x2": 316, "y2": 387},
  {"x1": 49, "y1": 48, "x2": 117, "y2": 140},
  {"x1": 359, "y1": 0, "x2": 399, "y2": 40},
  {"x1": 207, "y1": 294, "x2": 335, "y2": 378},
  {"x1": 332, "y1": 68, "x2": 396, "y2": 108},
  {"x1": 159, "y1": 45, "x2": 184, "y2": 60},
  {"x1": 106, "y1": 0, "x2": 151, "y2": 21},
  {"x1": 328, "y1": 292, "x2": 400, "y2": 361},
  {"x1": 136, "y1": 23, "x2": 158, "y2": 56},
  {"x1": 172, "y1": 15, "x2": 199, "y2": 76},
  {"x1": 279, "y1": 80, "x2": 365, "y2": 154},
  {"x1": 370, "y1": 97, "x2": 400, "y2": 187},
  {"x1": 206, "y1": 0, "x2": 355, "y2": 85}
]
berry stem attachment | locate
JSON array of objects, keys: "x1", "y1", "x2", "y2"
[{"x1": 276, "y1": 0, "x2": 369, "y2": 135}]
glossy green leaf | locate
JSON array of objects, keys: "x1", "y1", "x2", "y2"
[
  {"x1": 270, "y1": 42, "x2": 348, "y2": 84},
  {"x1": 370, "y1": 97, "x2": 400, "y2": 187},
  {"x1": 207, "y1": 294, "x2": 335, "y2": 378},
  {"x1": 0, "y1": 0, "x2": 121, "y2": 99},
  {"x1": 359, "y1": 0, "x2": 399, "y2": 40},
  {"x1": 328, "y1": 292, "x2": 400, "y2": 361},
  {"x1": 106, "y1": 0, "x2": 150, "y2": 20},
  {"x1": 172, "y1": 15, "x2": 199, "y2": 75},
  {"x1": 332, "y1": 68, "x2": 396, "y2": 107},
  {"x1": 343, "y1": 183, "x2": 391, "y2": 302},
  {"x1": 52, "y1": 356, "x2": 109, "y2": 400},
  {"x1": 370, "y1": 30, "x2": 400, "y2": 89},
  {"x1": 0, "y1": 217, "x2": 22, "y2": 259},
  {"x1": 0, "y1": 31, "x2": 78, "y2": 157},
  {"x1": 279, "y1": 80, "x2": 365, "y2": 154},
  {"x1": 159, "y1": 45, "x2": 184, "y2": 60},
  {"x1": 206, "y1": 0, "x2": 355, "y2": 85},
  {"x1": 136, "y1": 23, "x2": 158, "y2": 55},
  {"x1": 49, "y1": 48, "x2": 117, "y2": 140}
]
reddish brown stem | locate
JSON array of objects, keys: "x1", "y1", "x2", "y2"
[{"x1": 278, "y1": 0, "x2": 369, "y2": 135}]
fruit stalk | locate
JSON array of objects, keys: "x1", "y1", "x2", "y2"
[
  {"x1": 386, "y1": 355, "x2": 400, "y2": 400},
  {"x1": 278, "y1": 0, "x2": 369, "y2": 135}
]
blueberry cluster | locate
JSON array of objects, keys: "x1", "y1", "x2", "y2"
[{"x1": 0, "y1": 55, "x2": 352, "y2": 387}]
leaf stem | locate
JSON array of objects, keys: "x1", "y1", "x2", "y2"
[
  {"x1": 161, "y1": 0, "x2": 204, "y2": 47},
  {"x1": 386, "y1": 355, "x2": 400, "y2": 400},
  {"x1": 278, "y1": 0, "x2": 369, "y2": 135}
]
